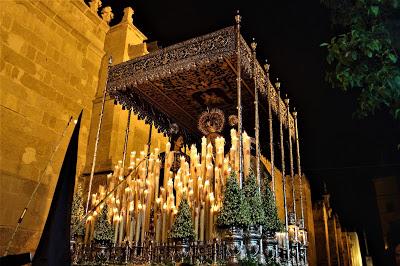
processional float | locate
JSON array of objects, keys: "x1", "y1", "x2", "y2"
[{"x1": 71, "y1": 12, "x2": 308, "y2": 266}]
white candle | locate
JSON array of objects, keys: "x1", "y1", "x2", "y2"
[
  {"x1": 114, "y1": 216, "x2": 119, "y2": 245},
  {"x1": 199, "y1": 203, "x2": 205, "y2": 242}
]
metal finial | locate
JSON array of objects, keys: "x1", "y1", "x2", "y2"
[
  {"x1": 275, "y1": 78, "x2": 281, "y2": 90},
  {"x1": 235, "y1": 10, "x2": 241, "y2": 24},
  {"x1": 251, "y1": 38, "x2": 257, "y2": 50},
  {"x1": 284, "y1": 97, "x2": 289, "y2": 106},
  {"x1": 263, "y1": 59, "x2": 270, "y2": 72}
]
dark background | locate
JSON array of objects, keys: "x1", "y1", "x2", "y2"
[{"x1": 99, "y1": 0, "x2": 400, "y2": 264}]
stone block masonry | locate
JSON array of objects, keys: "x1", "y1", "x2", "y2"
[{"x1": 0, "y1": 0, "x2": 108, "y2": 254}]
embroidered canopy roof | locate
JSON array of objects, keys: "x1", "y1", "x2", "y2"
[{"x1": 107, "y1": 26, "x2": 294, "y2": 143}]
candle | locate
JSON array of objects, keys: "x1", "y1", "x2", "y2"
[
  {"x1": 135, "y1": 204, "x2": 142, "y2": 244},
  {"x1": 90, "y1": 215, "x2": 95, "y2": 241},
  {"x1": 129, "y1": 215, "x2": 135, "y2": 243},
  {"x1": 114, "y1": 215, "x2": 119, "y2": 245},
  {"x1": 155, "y1": 211, "x2": 162, "y2": 243},
  {"x1": 243, "y1": 131, "x2": 251, "y2": 178},
  {"x1": 154, "y1": 159, "x2": 160, "y2": 200},
  {"x1": 194, "y1": 206, "x2": 199, "y2": 241},
  {"x1": 140, "y1": 205, "x2": 146, "y2": 244},
  {"x1": 84, "y1": 217, "x2": 91, "y2": 245},
  {"x1": 199, "y1": 203, "x2": 205, "y2": 242},
  {"x1": 201, "y1": 137, "x2": 207, "y2": 179},
  {"x1": 118, "y1": 213, "x2": 125, "y2": 246},
  {"x1": 162, "y1": 203, "x2": 167, "y2": 243},
  {"x1": 129, "y1": 151, "x2": 136, "y2": 169},
  {"x1": 209, "y1": 206, "x2": 214, "y2": 240}
]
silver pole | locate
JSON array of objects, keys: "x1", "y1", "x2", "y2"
[
  {"x1": 121, "y1": 110, "x2": 132, "y2": 170},
  {"x1": 285, "y1": 98, "x2": 296, "y2": 220},
  {"x1": 293, "y1": 110, "x2": 307, "y2": 265},
  {"x1": 293, "y1": 111, "x2": 304, "y2": 224},
  {"x1": 264, "y1": 62, "x2": 275, "y2": 199},
  {"x1": 235, "y1": 11, "x2": 244, "y2": 188},
  {"x1": 251, "y1": 40, "x2": 261, "y2": 190},
  {"x1": 286, "y1": 98, "x2": 299, "y2": 265},
  {"x1": 277, "y1": 82, "x2": 290, "y2": 264},
  {"x1": 85, "y1": 56, "x2": 112, "y2": 214},
  {"x1": 252, "y1": 39, "x2": 266, "y2": 265}
]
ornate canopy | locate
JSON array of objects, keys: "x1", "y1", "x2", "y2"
[{"x1": 107, "y1": 26, "x2": 294, "y2": 142}]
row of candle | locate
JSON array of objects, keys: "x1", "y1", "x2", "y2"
[{"x1": 83, "y1": 129, "x2": 253, "y2": 246}]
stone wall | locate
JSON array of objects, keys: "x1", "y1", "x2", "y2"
[
  {"x1": 313, "y1": 201, "x2": 331, "y2": 265},
  {"x1": 0, "y1": 0, "x2": 108, "y2": 254},
  {"x1": 328, "y1": 215, "x2": 340, "y2": 265}
]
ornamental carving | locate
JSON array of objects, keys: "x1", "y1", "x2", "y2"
[{"x1": 107, "y1": 26, "x2": 295, "y2": 138}]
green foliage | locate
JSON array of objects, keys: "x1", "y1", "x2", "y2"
[
  {"x1": 243, "y1": 172, "x2": 266, "y2": 226},
  {"x1": 71, "y1": 183, "x2": 85, "y2": 236},
  {"x1": 170, "y1": 198, "x2": 195, "y2": 239},
  {"x1": 321, "y1": 0, "x2": 400, "y2": 119},
  {"x1": 239, "y1": 255, "x2": 259, "y2": 266},
  {"x1": 262, "y1": 186, "x2": 283, "y2": 233},
  {"x1": 93, "y1": 204, "x2": 114, "y2": 242},
  {"x1": 217, "y1": 172, "x2": 251, "y2": 228}
]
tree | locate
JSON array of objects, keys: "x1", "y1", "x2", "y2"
[
  {"x1": 217, "y1": 172, "x2": 251, "y2": 228},
  {"x1": 262, "y1": 186, "x2": 282, "y2": 233},
  {"x1": 321, "y1": 0, "x2": 400, "y2": 119},
  {"x1": 170, "y1": 198, "x2": 195, "y2": 239},
  {"x1": 93, "y1": 204, "x2": 114, "y2": 243},
  {"x1": 71, "y1": 183, "x2": 85, "y2": 236},
  {"x1": 243, "y1": 172, "x2": 265, "y2": 226}
]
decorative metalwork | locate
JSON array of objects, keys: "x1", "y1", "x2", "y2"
[
  {"x1": 70, "y1": 238, "x2": 246, "y2": 265},
  {"x1": 252, "y1": 39, "x2": 261, "y2": 189},
  {"x1": 293, "y1": 110, "x2": 308, "y2": 265},
  {"x1": 264, "y1": 61, "x2": 276, "y2": 198},
  {"x1": 228, "y1": 114, "x2": 238, "y2": 127},
  {"x1": 224, "y1": 226, "x2": 244, "y2": 264},
  {"x1": 197, "y1": 108, "x2": 225, "y2": 135},
  {"x1": 286, "y1": 98, "x2": 300, "y2": 265},
  {"x1": 245, "y1": 226, "x2": 261, "y2": 259},
  {"x1": 235, "y1": 11, "x2": 244, "y2": 187},
  {"x1": 106, "y1": 25, "x2": 295, "y2": 143},
  {"x1": 277, "y1": 82, "x2": 291, "y2": 265}
]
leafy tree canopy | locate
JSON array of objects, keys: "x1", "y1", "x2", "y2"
[{"x1": 321, "y1": 0, "x2": 400, "y2": 119}]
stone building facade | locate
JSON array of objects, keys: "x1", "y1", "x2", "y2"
[
  {"x1": 1, "y1": 0, "x2": 109, "y2": 254},
  {"x1": 312, "y1": 188, "x2": 362, "y2": 266}
]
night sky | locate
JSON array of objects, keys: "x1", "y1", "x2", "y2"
[{"x1": 102, "y1": 0, "x2": 400, "y2": 263}]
